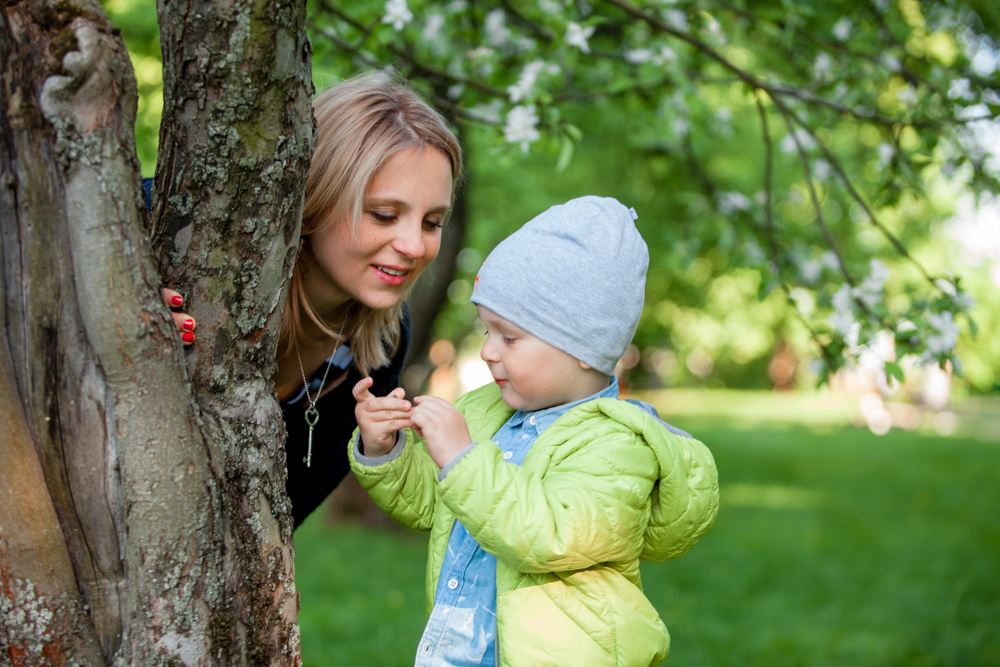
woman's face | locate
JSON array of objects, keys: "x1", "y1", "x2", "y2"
[{"x1": 306, "y1": 146, "x2": 453, "y2": 314}]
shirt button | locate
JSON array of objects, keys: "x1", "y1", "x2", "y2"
[
  {"x1": 502, "y1": 451, "x2": 513, "y2": 461},
  {"x1": 528, "y1": 415, "x2": 537, "y2": 425},
  {"x1": 447, "y1": 578, "x2": 459, "y2": 590}
]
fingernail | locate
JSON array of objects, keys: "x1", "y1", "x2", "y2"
[
  {"x1": 182, "y1": 332, "x2": 195, "y2": 344},
  {"x1": 171, "y1": 295, "x2": 184, "y2": 307},
  {"x1": 182, "y1": 319, "x2": 195, "y2": 332}
]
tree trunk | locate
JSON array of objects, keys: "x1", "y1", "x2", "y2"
[{"x1": 0, "y1": 0, "x2": 313, "y2": 662}]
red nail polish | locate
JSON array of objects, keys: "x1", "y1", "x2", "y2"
[
  {"x1": 171, "y1": 295, "x2": 184, "y2": 307},
  {"x1": 182, "y1": 332, "x2": 195, "y2": 344},
  {"x1": 183, "y1": 319, "x2": 195, "y2": 332}
]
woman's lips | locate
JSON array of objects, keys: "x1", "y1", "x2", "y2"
[{"x1": 373, "y1": 265, "x2": 409, "y2": 286}]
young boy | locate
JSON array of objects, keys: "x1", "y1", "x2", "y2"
[{"x1": 351, "y1": 196, "x2": 719, "y2": 666}]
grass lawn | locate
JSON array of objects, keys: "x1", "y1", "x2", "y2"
[{"x1": 294, "y1": 390, "x2": 1000, "y2": 666}]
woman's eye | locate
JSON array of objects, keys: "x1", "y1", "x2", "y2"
[
  {"x1": 369, "y1": 210, "x2": 396, "y2": 223},
  {"x1": 424, "y1": 219, "x2": 443, "y2": 230}
]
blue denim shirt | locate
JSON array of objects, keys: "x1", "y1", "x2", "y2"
[{"x1": 414, "y1": 377, "x2": 620, "y2": 666}]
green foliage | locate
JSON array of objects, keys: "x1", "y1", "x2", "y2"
[
  {"x1": 301, "y1": 0, "x2": 999, "y2": 391},
  {"x1": 295, "y1": 391, "x2": 1000, "y2": 665},
  {"x1": 102, "y1": 0, "x2": 162, "y2": 174},
  {"x1": 104, "y1": 0, "x2": 1000, "y2": 391}
]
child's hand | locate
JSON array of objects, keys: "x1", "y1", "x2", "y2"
[
  {"x1": 411, "y1": 396, "x2": 473, "y2": 468},
  {"x1": 353, "y1": 378, "x2": 411, "y2": 457}
]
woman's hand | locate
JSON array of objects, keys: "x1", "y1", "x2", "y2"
[
  {"x1": 411, "y1": 395, "x2": 472, "y2": 468},
  {"x1": 353, "y1": 378, "x2": 412, "y2": 457},
  {"x1": 162, "y1": 288, "x2": 196, "y2": 345}
]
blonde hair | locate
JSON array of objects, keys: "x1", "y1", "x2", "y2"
[{"x1": 284, "y1": 69, "x2": 463, "y2": 376}]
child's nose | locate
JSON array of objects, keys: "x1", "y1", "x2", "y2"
[{"x1": 480, "y1": 341, "x2": 499, "y2": 363}]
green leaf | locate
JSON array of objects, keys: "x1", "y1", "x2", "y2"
[
  {"x1": 885, "y1": 361, "x2": 905, "y2": 384},
  {"x1": 556, "y1": 133, "x2": 575, "y2": 173}
]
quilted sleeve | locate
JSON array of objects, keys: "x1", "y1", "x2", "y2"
[
  {"x1": 639, "y1": 428, "x2": 719, "y2": 562},
  {"x1": 349, "y1": 428, "x2": 440, "y2": 532}
]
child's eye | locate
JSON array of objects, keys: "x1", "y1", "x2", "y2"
[{"x1": 501, "y1": 335, "x2": 516, "y2": 345}]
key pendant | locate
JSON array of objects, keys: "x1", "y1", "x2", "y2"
[{"x1": 304, "y1": 406, "x2": 320, "y2": 467}]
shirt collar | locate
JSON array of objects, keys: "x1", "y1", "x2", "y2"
[{"x1": 508, "y1": 375, "x2": 619, "y2": 435}]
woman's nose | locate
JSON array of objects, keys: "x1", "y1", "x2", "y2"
[{"x1": 392, "y1": 218, "x2": 426, "y2": 258}]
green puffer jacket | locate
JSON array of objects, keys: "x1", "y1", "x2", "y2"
[{"x1": 349, "y1": 383, "x2": 719, "y2": 667}]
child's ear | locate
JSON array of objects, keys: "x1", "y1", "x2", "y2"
[{"x1": 579, "y1": 360, "x2": 593, "y2": 370}]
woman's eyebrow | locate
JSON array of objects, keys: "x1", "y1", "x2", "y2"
[{"x1": 365, "y1": 196, "x2": 451, "y2": 213}]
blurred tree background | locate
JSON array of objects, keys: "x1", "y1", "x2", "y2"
[{"x1": 105, "y1": 0, "x2": 1000, "y2": 427}]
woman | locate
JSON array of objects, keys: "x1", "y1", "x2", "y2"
[{"x1": 164, "y1": 70, "x2": 463, "y2": 526}]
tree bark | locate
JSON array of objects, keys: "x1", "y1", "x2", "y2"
[{"x1": 1, "y1": 0, "x2": 313, "y2": 662}]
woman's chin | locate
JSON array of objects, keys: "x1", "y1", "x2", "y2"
[{"x1": 356, "y1": 289, "x2": 408, "y2": 312}]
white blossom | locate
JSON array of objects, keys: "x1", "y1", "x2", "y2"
[
  {"x1": 673, "y1": 117, "x2": 691, "y2": 137},
  {"x1": 508, "y1": 60, "x2": 547, "y2": 102},
  {"x1": 799, "y1": 258, "x2": 823, "y2": 284},
  {"x1": 664, "y1": 9, "x2": 687, "y2": 30},
  {"x1": 504, "y1": 104, "x2": 541, "y2": 152},
  {"x1": 566, "y1": 22, "x2": 596, "y2": 53},
  {"x1": 780, "y1": 128, "x2": 816, "y2": 153},
  {"x1": 968, "y1": 37, "x2": 999, "y2": 77},
  {"x1": 654, "y1": 46, "x2": 678, "y2": 64},
  {"x1": 925, "y1": 311, "x2": 960, "y2": 356},
  {"x1": 742, "y1": 240, "x2": 767, "y2": 265},
  {"x1": 625, "y1": 48, "x2": 654, "y2": 64},
  {"x1": 934, "y1": 278, "x2": 957, "y2": 297},
  {"x1": 715, "y1": 107, "x2": 733, "y2": 136},
  {"x1": 830, "y1": 283, "x2": 856, "y2": 337},
  {"x1": 382, "y1": 0, "x2": 412, "y2": 31},
  {"x1": 878, "y1": 54, "x2": 901, "y2": 71},
  {"x1": 877, "y1": 143, "x2": 894, "y2": 167},
  {"x1": 484, "y1": 9, "x2": 511, "y2": 46},
  {"x1": 702, "y1": 16, "x2": 721, "y2": 37},
  {"x1": 858, "y1": 330, "x2": 895, "y2": 374},
  {"x1": 855, "y1": 259, "x2": 889, "y2": 309},
  {"x1": 832, "y1": 17, "x2": 852, "y2": 41},
  {"x1": 718, "y1": 191, "x2": 752, "y2": 215},
  {"x1": 812, "y1": 158, "x2": 831, "y2": 181},
  {"x1": 948, "y1": 78, "x2": 975, "y2": 101},
  {"x1": 538, "y1": 0, "x2": 563, "y2": 14},
  {"x1": 423, "y1": 14, "x2": 445, "y2": 42},
  {"x1": 467, "y1": 99, "x2": 504, "y2": 124},
  {"x1": 897, "y1": 84, "x2": 918, "y2": 106},
  {"x1": 814, "y1": 52, "x2": 832, "y2": 79}
]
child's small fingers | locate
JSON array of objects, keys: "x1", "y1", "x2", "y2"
[
  {"x1": 371, "y1": 408, "x2": 412, "y2": 422},
  {"x1": 385, "y1": 417, "x2": 412, "y2": 431},
  {"x1": 372, "y1": 396, "x2": 411, "y2": 412}
]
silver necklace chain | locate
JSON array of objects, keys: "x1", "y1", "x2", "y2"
[{"x1": 294, "y1": 317, "x2": 347, "y2": 468}]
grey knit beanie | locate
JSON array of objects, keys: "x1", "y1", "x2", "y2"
[{"x1": 471, "y1": 195, "x2": 648, "y2": 375}]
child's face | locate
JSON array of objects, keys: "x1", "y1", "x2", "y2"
[{"x1": 477, "y1": 306, "x2": 600, "y2": 412}]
